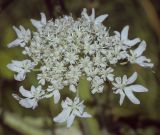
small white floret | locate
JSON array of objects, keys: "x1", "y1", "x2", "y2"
[
  {"x1": 53, "y1": 97, "x2": 91, "y2": 127},
  {"x1": 8, "y1": 25, "x2": 31, "y2": 48},
  {"x1": 31, "y1": 12, "x2": 47, "y2": 31},
  {"x1": 112, "y1": 72, "x2": 148, "y2": 105}
]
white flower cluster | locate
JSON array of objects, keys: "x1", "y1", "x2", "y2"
[{"x1": 7, "y1": 8, "x2": 153, "y2": 127}]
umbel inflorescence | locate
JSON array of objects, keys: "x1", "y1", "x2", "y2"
[{"x1": 7, "y1": 8, "x2": 153, "y2": 127}]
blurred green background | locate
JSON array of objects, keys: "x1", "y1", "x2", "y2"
[{"x1": 0, "y1": 0, "x2": 160, "y2": 135}]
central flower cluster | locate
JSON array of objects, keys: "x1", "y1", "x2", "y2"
[
  {"x1": 7, "y1": 8, "x2": 153, "y2": 127},
  {"x1": 24, "y1": 11, "x2": 115, "y2": 95}
]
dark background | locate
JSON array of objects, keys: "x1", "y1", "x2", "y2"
[{"x1": 0, "y1": 0, "x2": 160, "y2": 135}]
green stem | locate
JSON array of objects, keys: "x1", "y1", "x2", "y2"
[
  {"x1": 76, "y1": 88, "x2": 79, "y2": 97},
  {"x1": 32, "y1": 69, "x2": 41, "y2": 72}
]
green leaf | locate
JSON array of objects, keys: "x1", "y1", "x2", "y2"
[{"x1": 77, "y1": 76, "x2": 92, "y2": 100}]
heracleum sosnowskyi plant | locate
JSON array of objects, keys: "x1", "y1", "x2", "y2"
[{"x1": 7, "y1": 8, "x2": 153, "y2": 128}]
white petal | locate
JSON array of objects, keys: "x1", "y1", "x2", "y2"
[
  {"x1": 53, "y1": 90, "x2": 60, "y2": 104},
  {"x1": 19, "y1": 99, "x2": 32, "y2": 108},
  {"x1": 19, "y1": 98, "x2": 37, "y2": 109},
  {"x1": 78, "y1": 103, "x2": 84, "y2": 114},
  {"x1": 119, "y1": 90, "x2": 125, "y2": 105},
  {"x1": 121, "y1": 25, "x2": 129, "y2": 40},
  {"x1": 19, "y1": 86, "x2": 33, "y2": 98},
  {"x1": 107, "y1": 74, "x2": 114, "y2": 81},
  {"x1": 67, "y1": 114, "x2": 75, "y2": 128},
  {"x1": 31, "y1": 19, "x2": 42, "y2": 29},
  {"x1": 69, "y1": 85, "x2": 76, "y2": 92},
  {"x1": 95, "y1": 14, "x2": 108, "y2": 25},
  {"x1": 36, "y1": 85, "x2": 42, "y2": 92},
  {"x1": 124, "y1": 88, "x2": 140, "y2": 104},
  {"x1": 66, "y1": 97, "x2": 73, "y2": 105},
  {"x1": 12, "y1": 60, "x2": 23, "y2": 67},
  {"x1": 122, "y1": 75, "x2": 127, "y2": 84},
  {"x1": 26, "y1": 29, "x2": 31, "y2": 36},
  {"x1": 123, "y1": 38, "x2": 140, "y2": 46},
  {"x1": 39, "y1": 78, "x2": 45, "y2": 85},
  {"x1": 13, "y1": 26, "x2": 21, "y2": 37},
  {"x1": 82, "y1": 8, "x2": 90, "y2": 21},
  {"x1": 126, "y1": 85, "x2": 148, "y2": 92},
  {"x1": 136, "y1": 56, "x2": 154, "y2": 68},
  {"x1": 19, "y1": 25, "x2": 26, "y2": 34},
  {"x1": 61, "y1": 101, "x2": 68, "y2": 109},
  {"x1": 7, "y1": 39, "x2": 23, "y2": 48},
  {"x1": 12, "y1": 93, "x2": 21, "y2": 100},
  {"x1": 134, "y1": 41, "x2": 146, "y2": 57},
  {"x1": 43, "y1": 92, "x2": 54, "y2": 98},
  {"x1": 127, "y1": 72, "x2": 137, "y2": 85},
  {"x1": 40, "y1": 12, "x2": 47, "y2": 25},
  {"x1": 73, "y1": 110, "x2": 81, "y2": 117},
  {"x1": 114, "y1": 89, "x2": 125, "y2": 105},
  {"x1": 138, "y1": 62, "x2": 154, "y2": 68},
  {"x1": 90, "y1": 8, "x2": 95, "y2": 21},
  {"x1": 136, "y1": 56, "x2": 149, "y2": 63},
  {"x1": 115, "y1": 77, "x2": 121, "y2": 84},
  {"x1": 7, "y1": 63, "x2": 22, "y2": 72},
  {"x1": 74, "y1": 97, "x2": 80, "y2": 104},
  {"x1": 32, "y1": 100, "x2": 38, "y2": 109},
  {"x1": 114, "y1": 31, "x2": 120, "y2": 37},
  {"x1": 81, "y1": 112, "x2": 92, "y2": 118},
  {"x1": 14, "y1": 71, "x2": 26, "y2": 81},
  {"x1": 106, "y1": 67, "x2": 114, "y2": 72},
  {"x1": 91, "y1": 88, "x2": 97, "y2": 94},
  {"x1": 53, "y1": 108, "x2": 71, "y2": 123},
  {"x1": 30, "y1": 86, "x2": 36, "y2": 94}
]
